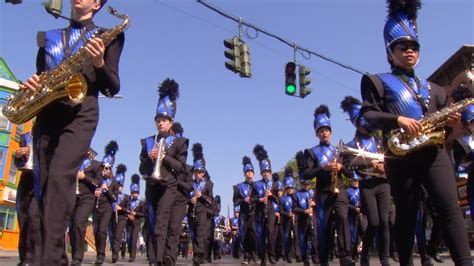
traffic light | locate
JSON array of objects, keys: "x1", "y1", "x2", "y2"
[
  {"x1": 224, "y1": 36, "x2": 242, "y2": 74},
  {"x1": 285, "y1": 62, "x2": 297, "y2": 95},
  {"x1": 44, "y1": 0, "x2": 63, "y2": 18},
  {"x1": 239, "y1": 42, "x2": 252, "y2": 78},
  {"x1": 299, "y1": 65, "x2": 312, "y2": 98},
  {"x1": 5, "y1": 0, "x2": 22, "y2": 4}
]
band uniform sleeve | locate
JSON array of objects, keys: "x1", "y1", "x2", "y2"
[
  {"x1": 360, "y1": 74, "x2": 399, "y2": 132},
  {"x1": 452, "y1": 138, "x2": 470, "y2": 169},
  {"x1": 200, "y1": 181, "x2": 214, "y2": 205},
  {"x1": 139, "y1": 138, "x2": 152, "y2": 176},
  {"x1": 13, "y1": 155, "x2": 27, "y2": 168},
  {"x1": 302, "y1": 149, "x2": 323, "y2": 180},
  {"x1": 95, "y1": 32, "x2": 125, "y2": 98},
  {"x1": 36, "y1": 31, "x2": 46, "y2": 74},
  {"x1": 105, "y1": 181, "x2": 119, "y2": 202}
]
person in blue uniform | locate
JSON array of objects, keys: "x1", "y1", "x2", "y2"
[
  {"x1": 139, "y1": 79, "x2": 188, "y2": 265},
  {"x1": 188, "y1": 143, "x2": 214, "y2": 266},
  {"x1": 230, "y1": 206, "x2": 241, "y2": 259},
  {"x1": 253, "y1": 144, "x2": 278, "y2": 265},
  {"x1": 93, "y1": 141, "x2": 120, "y2": 265},
  {"x1": 302, "y1": 105, "x2": 353, "y2": 266},
  {"x1": 233, "y1": 156, "x2": 258, "y2": 265},
  {"x1": 111, "y1": 164, "x2": 130, "y2": 263},
  {"x1": 345, "y1": 175, "x2": 365, "y2": 263},
  {"x1": 125, "y1": 174, "x2": 145, "y2": 262},
  {"x1": 271, "y1": 173, "x2": 284, "y2": 261},
  {"x1": 279, "y1": 169, "x2": 300, "y2": 263},
  {"x1": 20, "y1": 1, "x2": 124, "y2": 263},
  {"x1": 359, "y1": 1, "x2": 471, "y2": 264},
  {"x1": 340, "y1": 95, "x2": 388, "y2": 265},
  {"x1": 70, "y1": 148, "x2": 101, "y2": 265}
]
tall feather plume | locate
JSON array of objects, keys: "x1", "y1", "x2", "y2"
[
  {"x1": 314, "y1": 104, "x2": 331, "y2": 118},
  {"x1": 171, "y1": 122, "x2": 184, "y2": 135},
  {"x1": 451, "y1": 85, "x2": 472, "y2": 103},
  {"x1": 104, "y1": 140, "x2": 118, "y2": 156},
  {"x1": 242, "y1": 156, "x2": 252, "y2": 166},
  {"x1": 116, "y1": 163, "x2": 127, "y2": 175},
  {"x1": 158, "y1": 78, "x2": 180, "y2": 100},
  {"x1": 340, "y1": 96, "x2": 361, "y2": 112},
  {"x1": 387, "y1": 0, "x2": 421, "y2": 20},
  {"x1": 253, "y1": 144, "x2": 269, "y2": 162},
  {"x1": 295, "y1": 151, "x2": 307, "y2": 172},
  {"x1": 192, "y1": 143, "x2": 204, "y2": 161},
  {"x1": 284, "y1": 167, "x2": 294, "y2": 177},
  {"x1": 131, "y1": 174, "x2": 140, "y2": 185}
]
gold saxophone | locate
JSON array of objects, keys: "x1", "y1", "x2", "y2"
[
  {"x1": 2, "y1": 7, "x2": 129, "y2": 124},
  {"x1": 388, "y1": 97, "x2": 474, "y2": 156}
]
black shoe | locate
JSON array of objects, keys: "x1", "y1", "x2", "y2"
[
  {"x1": 70, "y1": 260, "x2": 82, "y2": 266},
  {"x1": 360, "y1": 255, "x2": 369, "y2": 266},
  {"x1": 111, "y1": 257, "x2": 118, "y2": 263},
  {"x1": 94, "y1": 258, "x2": 104, "y2": 265},
  {"x1": 192, "y1": 258, "x2": 201, "y2": 266},
  {"x1": 286, "y1": 257, "x2": 292, "y2": 263},
  {"x1": 390, "y1": 252, "x2": 399, "y2": 263},
  {"x1": 164, "y1": 256, "x2": 174, "y2": 266},
  {"x1": 303, "y1": 259, "x2": 310, "y2": 266},
  {"x1": 268, "y1": 257, "x2": 277, "y2": 264},
  {"x1": 129, "y1": 258, "x2": 135, "y2": 262},
  {"x1": 340, "y1": 257, "x2": 355, "y2": 266},
  {"x1": 427, "y1": 248, "x2": 444, "y2": 263},
  {"x1": 421, "y1": 256, "x2": 434, "y2": 266},
  {"x1": 312, "y1": 256, "x2": 321, "y2": 265},
  {"x1": 241, "y1": 258, "x2": 249, "y2": 265}
]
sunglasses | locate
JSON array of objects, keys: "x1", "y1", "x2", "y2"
[{"x1": 393, "y1": 43, "x2": 420, "y2": 52}]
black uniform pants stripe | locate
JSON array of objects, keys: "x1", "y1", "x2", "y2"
[{"x1": 93, "y1": 208, "x2": 112, "y2": 260}]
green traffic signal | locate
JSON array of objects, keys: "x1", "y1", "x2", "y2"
[
  {"x1": 286, "y1": 84, "x2": 296, "y2": 94},
  {"x1": 285, "y1": 62, "x2": 297, "y2": 95}
]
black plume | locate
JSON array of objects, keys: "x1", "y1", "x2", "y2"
[
  {"x1": 215, "y1": 195, "x2": 221, "y2": 204},
  {"x1": 171, "y1": 122, "x2": 184, "y2": 135},
  {"x1": 314, "y1": 104, "x2": 331, "y2": 118},
  {"x1": 131, "y1": 174, "x2": 140, "y2": 185},
  {"x1": 340, "y1": 96, "x2": 361, "y2": 113},
  {"x1": 116, "y1": 163, "x2": 127, "y2": 175},
  {"x1": 295, "y1": 151, "x2": 307, "y2": 172},
  {"x1": 192, "y1": 143, "x2": 204, "y2": 161},
  {"x1": 387, "y1": 0, "x2": 421, "y2": 20},
  {"x1": 253, "y1": 144, "x2": 268, "y2": 162},
  {"x1": 284, "y1": 167, "x2": 294, "y2": 177},
  {"x1": 242, "y1": 156, "x2": 252, "y2": 166},
  {"x1": 104, "y1": 140, "x2": 118, "y2": 156},
  {"x1": 451, "y1": 84, "x2": 472, "y2": 103},
  {"x1": 272, "y1": 173, "x2": 280, "y2": 182},
  {"x1": 158, "y1": 78, "x2": 180, "y2": 100}
]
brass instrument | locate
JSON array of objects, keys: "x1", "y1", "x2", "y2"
[
  {"x1": 150, "y1": 136, "x2": 166, "y2": 180},
  {"x1": 330, "y1": 142, "x2": 344, "y2": 196},
  {"x1": 339, "y1": 144, "x2": 384, "y2": 162},
  {"x1": 388, "y1": 97, "x2": 474, "y2": 156},
  {"x1": 2, "y1": 7, "x2": 130, "y2": 124}
]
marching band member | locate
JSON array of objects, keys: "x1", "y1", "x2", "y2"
[
  {"x1": 359, "y1": 0, "x2": 471, "y2": 264},
  {"x1": 271, "y1": 173, "x2": 284, "y2": 261},
  {"x1": 20, "y1": 0, "x2": 125, "y2": 263},
  {"x1": 233, "y1": 156, "x2": 258, "y2": 265},
  {"x1": 279, "y1": 168, "x2": 300, "y2": 263},
  {"x1": 230, "y1": 205, "x2": 241, "y2": 259},
  {"x1": 253, "y1": 144, "x2": 278, "y2": 265},
  {"x1": 111, "y1": 164, "x2": 130, "y2": 263},
  {"x1": 302, "y1": 105, "x2": 353, "y2": 266},
  {"x1": 211, "y1": 197, "x2": 226, "y2": 261},
  {"x1": 93, "y1": 141, "x2": 119, "y2": 265},
  {"x1": 126, "y1": 174, "x2": 146, "y2": 262},
  {"x1": 165, "y1": 122, "x2": 192, "y2": 265},
  {"x1": 140, "y1": 78, "x2": 188, "y2": 265},
  {"x1": 346, "y1": 175, "x2": 365, "y2": 263},
  {"x1": 189, "y1": 143, "x2": 214, "y2": 266},
  {"x1": 340, "y1": 95, "x2": 388, "y2": 265},
  {"x1": 70, "y1": 148, "x2": 101, "y2": 265},
  {"x1": 15, "y1": 133, "x2": 41, "y2": 265}
]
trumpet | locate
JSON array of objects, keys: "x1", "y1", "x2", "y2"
[
  {"x1": 150, "y1": 136, "x2": 166, "y2": 181},
  {"x1": 339, "y1": 144, "x2": 384, "y2": 162}
]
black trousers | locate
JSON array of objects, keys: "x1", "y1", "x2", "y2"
[
  {"x1": 255, "y1": 211, "x2": 276, "y2": 261},
  {"x1": 231, "y1": 230, "x2": 240, "y2": 258},
  {"x1": 70, "y1": 194, "x2": 95, "y2": 262},
  {"x1": 316, "y1": 189, "x2": 351, "y2": 262},
  {"x1": 165, "y1": 194, "x2": 187, "y2": 263},
  {"x1": 112, "y1": 216, "x2": 128, "y2": 259},
  {"x1": 146, "y1": 182, "x2": 177, "y2": 263},
  {"x1": 297, "y1": 214, "x2": 318, "y2": 261},
  {"x1": 126, "y1": 221, "x2": 141, "y2": 259},
  {"x1": 192, "y1": 210, "x2": 211, "y2": 260},
  {"x1": 387, "y1": 146, "x2": 472, "y2": 265},
  {"x1": 93, "y1": 207, "x2": 113, "y2": 260},
  {"x1": 281, "y1": 216, "x2": 300, "y2": 260},
  {"x1": 239, "y1": 212, "x2": 257, "y2": 260},
  {"x1": 360, "y1": 178, "x2": 390, "y2": 260}
]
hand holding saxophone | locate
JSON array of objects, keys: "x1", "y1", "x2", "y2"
[
  {"x1": 14, "y1": 146, "x2": 30, "y2": 158},
  {"x1": 21, "y1": 74, "x2": 41, "y2": 93},
  {"x1": 76, "y1": 170, "x2": 86, "y2": 180},
  {"x1": 84, "y1": 37, "x2": 105, "y2": 68},
  {"x1": 323, "y1": 161, "x2": 342, "y2": 172},
  {"x1": 446, "y1": 112, "x2": 461, "y2": 128},
  {"x1": 397, "y1": 116, "x2": 422, "y2": 136}
]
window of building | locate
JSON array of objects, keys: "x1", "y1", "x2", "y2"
[
  {"x1": 5, "y1": 211, "x2": 15, "y2": 231},
  {"x1": 0, "y1": 149, "x2": 4, "y2": 181},
  {"x1": 9, "y1": 154, "x2": 17, "y2": 184},
  {"x1": 0, "y1": 206, "x2": 16, "y2": 231},
  {"x1": 0, "y1": 102, "x2": 9, "y2": 130}
]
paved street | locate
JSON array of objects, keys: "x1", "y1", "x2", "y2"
[{"x1": 0, "y1": 250, "x2": 463, "y2": 265}]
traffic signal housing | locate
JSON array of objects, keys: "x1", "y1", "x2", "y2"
[
  {"x1": 44, "y1": 0, "x2": 63, "y2": 18},
  {"x1": 5, "y1": 0, "x2": 22, "y2": 4},
  {"x1": 239, "y1": 43, "x2": 252, "y2": 78},
  {"x1": 285, "y1": 62, "x2": 297, "y2": 95},
  {"x1": 224, "y1": 36, "x2": 242, "y2": 74},
  {"x1": 299, "y1": 65, "x2": 312, "y2": 98}
]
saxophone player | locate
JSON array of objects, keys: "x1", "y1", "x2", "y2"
[
  {"x1": 252, "y1": 144, "x2": 278, "y2": 265},
  {"x1": 359, "y1": 1, "x2": 470, "y2": 265},
  {"x1": 19, "y1": 1, "x2": 125, "y2": 264},
  {"x1": 70, "y1": 148, "x2": 101, "y2": 265},
  {"x1": 301, "y1": 105, "x2": 352, "y2": 266},
  {"x1": 139, "y1": 79, "x2": 188, "y2": 265}
]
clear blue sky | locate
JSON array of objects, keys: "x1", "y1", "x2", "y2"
[{"x1": 1, "y1": 0, "x2": 472, "y2": 216}]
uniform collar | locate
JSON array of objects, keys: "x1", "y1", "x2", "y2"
[{"x1": 70, "y1": 18, "x2": 95, "y2": 30}]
